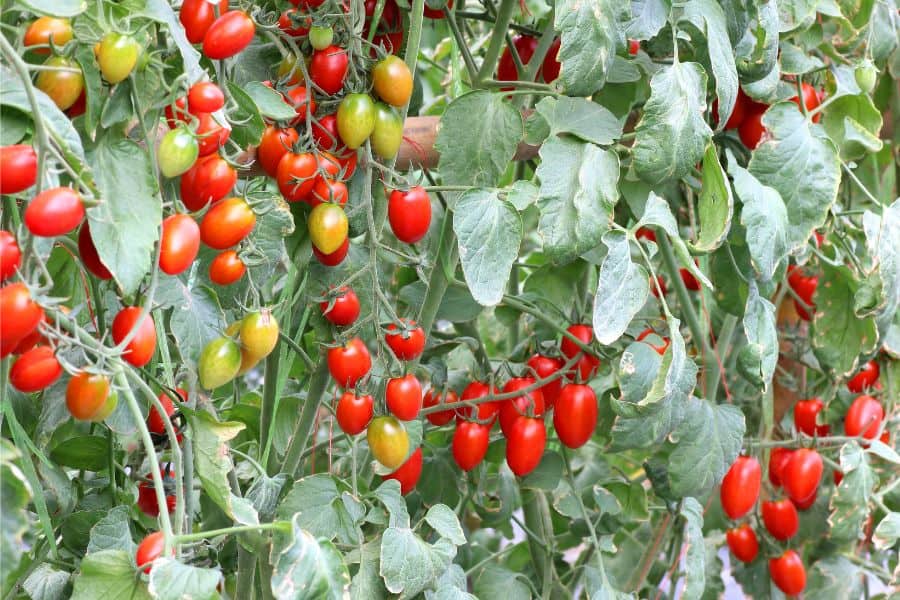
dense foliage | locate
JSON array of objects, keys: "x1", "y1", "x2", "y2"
[{"x1": 0, "y1": 0, "x2": 898, "y2": 598}]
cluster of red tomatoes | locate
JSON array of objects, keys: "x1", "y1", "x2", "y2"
[
  {"x1": 717, "y1": 83, "x2": 822, "y2": 149},
  {"x1": 720, "y1": 357, "x2": 885, "y2": 596},
  {"x1": 179, "y1": 2, "x2": 255, "y2": 60}
]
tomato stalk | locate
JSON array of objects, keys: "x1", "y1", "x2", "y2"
[
  {"x1": 281, "y1": 354, "x2": 330, "y2": 476},
  {"x1": 475, "y1": 0, "x2": 517, "y2": 83},
  {"x1": 445, "y1": 13, "x2": 479, "y2": 81},
  {"x1": 562, "y1": 447, "x2": 610, "y2": 586}
]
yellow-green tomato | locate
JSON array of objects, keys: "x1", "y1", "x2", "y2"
[
  {"x1": 336, "y1": 93, "x2": 376, "y2": 150},
  {"x1": 97, "y1": 33, "x2": 140, "y2": 84},
  {"x1": 372, "y1": 55, "x2": 413, "y2": 107},
  {"x1": 35, "y1": 56, "x2": 84, "y2": 111},
  {"x1": 308, "y1": 203, "x2": 348, "y2": 255},
  {"x1": 239, "y1": 309, "x2": 279, "y2": 361},
  {"x1": 367, "y1": 415, "x2": 409, "y2": 469},
  {"x1": 158, "y1": 127, "x2": 199, "y2": 177},
  {"x1": 370, "y1": 103, "x2": 403, "y2": 160},
  {"x1": 198, "y1": 336, "x2": 242, "y2": 389}
]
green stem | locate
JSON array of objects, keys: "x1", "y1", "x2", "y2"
[
  {"x1": 706, "y1": 314, "x2": 738, "y2": 403},
  {"x1": 415, "y1": 215, "x2": 459, "y2": 337},
  {"x1": 281, "y1": 354, "x2": 330, "y2": 476},
  {"x1": 235, "y1": 546, "x2": 257, "y2": 600},
  {"x1": 562, "y1": 448, "x2": 608, "y2": 584},
  {"x1": 258, "y1": 348, "x2": 281, "y2": 470},
  {"x1": 174, "y1": 521, "x2": 289, "y2": 544},
  {"x1": 475, "y1": 0, "x2": 517, "y2": 83}
]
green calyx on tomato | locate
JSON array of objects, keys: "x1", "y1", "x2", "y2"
[
  {"x1": 198, "y1": 336, "x2": 242, "y2": 389},
  {"x1": 158, "y1": 127, "x2": 199, "y2": 178},
  {"x1": 336, "y1": 93, "x2": 376, "y2": 150},
  {"x1": 97, "y1": 33, "x2": 141, "y2": 84},
  {"x1": 308, "y1": 203, "x2": 349, "y2": 254}
]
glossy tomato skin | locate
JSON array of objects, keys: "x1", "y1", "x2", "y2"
[
  {"x1": 384, "y1": 320, "x2": 425, "y2": 360},
  {"x1": 499, "y1": 378, "x2": 545, "y2": 438},
  {"x1": 423, "y1": 0, "x2": 452, "y2": 18},
  {"x1": 424, "y1": 389, "x2": 457, "y2": 426},
  {"x1": 336, "y1": 93, "x2": 376, "y2": 150},
  {"x1": 762, "y1": 498, "x2": 799, "y2": 540},
  {"x1": 158, "y1": 127, "x2": 199, "y2": 178},
  {"x1": 279, "y1": 9, "x2": 311, "y2": 37},
  {"x1": 180, "y1": 154, "x2": 236, "y2": 211},
  {"x1": 97, "y1": 33, "x2": 140, "y2": 84},
  {"x1": 136, "y1": 532, "x2": 166, "y2": 573},
  {"x1": 258, "y1": 126, "x2": 299, "y2": 178},
  {"x1": 0, "y1": 283, "x2": 44, "y2": 349},
  {"x1": 209, "y1": 250, "x2": 245, "y2": 285},
  {"x1": 372, "y1": 55, "x2": 413, "y2": 107},
  {"x1": 635, "y1": 227, "x2": 656, "y2": 242},
  {"x1": 320, "y1": 287, "x2": 360, "y2": 326},
  {"x1": 367, "y1": 415, "x2": 409, "y2": 469},
  {"x1": 239, "y1": 310, "x2": 279, "y2": 361},
  {"x1": 308, "y1": 203, "x2": 348, "y2": 255},
  {"x1": 0, "y1": 145, "x2": 38, "y2": 194},
  {"x1": 526, "y1": 354, "x2": 564, "y2": 406},
  {"x1": 506, "y1": 417, "x2": 546, "y2": 477},
  {"x1": 336, "y1": 392, "x2": 374, "y2": 435},
  {"x1": 720, "y1": 456, "x2": 761, "y2": 519},
  {"x1": 24, "y1": 17, "x2": 73, "y2": 53},
  {"x1": 769, "y1": 550, "x2": 806, "y2": 596},
  {"x1": 194, "y1": 112, "x2": 231, "y2": 156},
  {"x1": 782, "y1": 448, "x2": 822, "y2": 503},
  {"x1": 844, "y1": 395, "x2": 884, "y2": 440},
  {"x1": 10, "y1": 346, "x2": 62, "y2": 393},
  {"x1": 180, "y1": 0, "x2": 229, "y2": 44},
  {"x1": 112, "y1": 307, "x2": 157, "y2": 367},
  {"x1": 66, "y1": 372, "x2": 116, "y2": 421},
  {"x1": 542, "y1": 38, "x2": 561, "y2": 82},
  {"x1": 0, "y1": 231, "x2": 21, "y2": 281},
  {"x1": 560, "y1": 324, "x2": 600, "y2": 381},
  {"x1": 310, "y1": 45, "x2": 349, "y2": 95},
  {"x1": 200, "y1": 197, "x2": 255, "y2": 249},
  {"x1": 382, "y1": 447, "x2": 423, "y2": 495},
  {"x1": 793, "y1": 397, "x2": 829, "y2": 437},
  {"x1": 35, "y1": 56, "x2": 84, "y2": 111},
  {"x1": 370, "y1": 103, "x2": 403, "y2": 160},
  {"x1": 768, "y1": 447, "x2": 794, "y2": 487},
  {"x1": 388, "y1": 186, "x2": 431, "y2": 243},
  {"x1": 791, "y1": 489, "x2": 816, "y2": 510},
  {"x1": 203, "y1": 11, "x2": 255, "y2": 60},
  {"x1": 285, "y1": 86, "x2": 316, "y2": 125},
  {"x1": 789, "y1": 82, "x2": 821, "y2": 123},
  {"x1": 847, "y1": 360, "x2": 879, "y2": 393},
  {"x1": 452, "y1": 421, "x2": 490, "y2": 471},
  {"x1": 148, "y1": 389, "x2": 183, "y2": 437},
  {"x1": 457, "y1": 381, "x2": 500, "y2": 425},
  {"x1": 553, "y1": 383, "x2": 597, "y2": 449},
  {"x1": 386, "y1": 374, "x2": 422, "y2": 421},
  {"x1": 313, "y1": 237, "x2": 349, "y2": 266},
  {"x1": 712, "y1": 88, "x2": 751, "y2": 130},
  {"x1": 726, "y1": 525, "x2": 758, "y2": 563},
  {"x1": 787, "y1": 266, "x2": 817, "y2": 321},
  {"x1": 137, "y1": 468, "x2": 177, "y2": 517},
  {"x1": 187, "y1": 81, "x2": 225, "y2": 114},
  {"x1": 25, "y1": 187, "x2": 84, "y2": 237},
  {"x1": 198, "y1": 337, "x2": 241, "y2": 388},
  {"x1": 159, "y1": 214, "x2": 200, "y2": 275},
  {"x1": 679, "y1": 268, "x2": 701, "y2": 291},
  {"x1": 497, "y1": 35, "x2": 538, "y2": 82},
  {"x1": 636, "y1": 328, "x2": 670, "y2": 355},
  {"x1": 276, "y1": 151, "x2": 317, "y2": 202},
  {"x1": 78, "y1": 224, "x2": 113, "y2": 279},
  {"x1": 310, "y1": 179, "x2": 348, "y2": 208},
  {"x1": 738, "y1": 105, "x2": 767, "y2": 149},
  {"x1": 328, "y1": 338, "x2": 372, "y2": 387},
  {"x1": 312, "y1": 114, "x2": 344, "y2": 151}
]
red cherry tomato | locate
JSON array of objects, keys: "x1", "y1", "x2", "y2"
[
  {"x1": 844, "y1": 395, "x2": 884, "y2": 440},
  {"x1": 180, "y1": 153, "x2": 236, "y2": 211},
  {"x1": 23, "y1": 17, "x2": 73, "y2": 54},
  {"x1": 77, "y1": 223, "x2": 113, "y2": 280},
  {"x1": 309, "y1": 45, "x2": 349, "y2": 95},
  {"x1": 202, "y1": 11, "x2": 255, "y2": 60},
  {"x1": 209, "y1": 250, "x2": 246, "y2": 285},
  {"x1": 424, "y1": 388, "x2": 457, "y2": 426},
  {"x1": 10, "y1": 312, "x2": 48, "y2": 356},
  {"x1": 165, "y1": 97, "x2": 188, "y2": 129},
  {"x1": 388, "y1": 186, "x2": 432, "y2": 243},
  {"x1": 679, "y1": 268, "x2": 701, "y2": 291},
  {"x1": 194, "y1": 112, "x2": 231, "y2": 156},
  {"x1": 112, "y1": 306, "x2": 157, "y2": 367},
  {"x1": 200, "y1": 197, "x2": 256, "y2": 249},
  {"x1": 0, "y1": 283, "x2": 44, "y2": 350},
  {"x1": 506, "y1": 416, "x2": 545, "y2": 477},
  {"x1": 789, "y1": 82, "x2": 821, "y2": 123},
  {"x1": 847, "y1": 360, "x2": 879, "y2": 393},
  {"x1": 793, "y1": 397, "x2": 829, "y2": 437},
  {"x1": 258, "y1": 126, "x2": 299, "y2": 179},
  {"x1": 335, "y1": 391, "x2": 374, "y2": 435},
  {"x1": 0, "y1": 231, "x2": 22, "y2": 281},
  {"x1": 553, "y1": 383, "x2": 597, "y2": 449},
  {"x1": 787, "y1": 266, "x2": 817, "y2": 321},
  {"x1": 456, "y1": 381, "x2": 500, "y2": 425},
  {"x1": 768, "y1": 447, "x2": 794, "y2": 487},
  {"x1": 187, "y1": 82, "x2": 224, "y2": 115},
  {"x1": 762, "y1": 498, "x2": 799, "y2": 540},
  {"x1": 726, "y1": 524, "x2": 758, "y2": 563},
  {"x1": 791, "y1": 489, "x2": 817, "y2": 510},
  {"x1": 0, "y1": 145, "x2": 38, "y2": 194},
  {"x1": 452, "y1": 421, "x2": 490, "y2": 471},
  {"x1": 276, "y1": 151, "x2": 318, "y2": 202},
  {"x1": 136, "y1": 531, "x2": 167, "y2": 573},
  {"x1": 769, "y1": 550, "x2": 806, "y2": 596},
  {"x1": 148, "y1": 388, "x2": 184, "y2": 438},
  {"x1": 66, "y1": 372, "x2": 115, "y2": 421},
  {"x1": 284, "y1": 86, "x2": 316, "y2": 125},
  {"x1": 635, "y1": 227, "x2": 656, "y2": 242},
  {"x1": 384, "y1": 320, "x2": 426, "y2": 360},
  {"x1": 137, "y1": 468, "x2": 177, "y2": 517},
  {"x1": 327, "y1": 338, "x2": 371, "y2": 387},
  {"x1": 381, "y1": 447, "x2": 423, "y2": 495},
  {"x1": 24, "y1": 187, "x2": 84, "y2": 237},
  {"x1": 782, "y1": 448, "x2": 822, "y2": 503},
  {"x1": 312, "y1": 114, "x2": 344, "y2": 152},
  {"x1": 278, "y1": 9, "x2": 311, "y2": 37},
  {"x1": 738, "y1": 105, "x2": 767, "y2": 149},
  {"x1": 542, "y1": 38, "x2": 561, "y2": 82},
  {"x1": 180, "y1": 0, "x2": 229, "y2": 44},
  {"x1": 10, "y1": 346, "x2": 62, "y2": 392},
  {"x1": 497, "y1": 35, "x2": 538, "y2": 82},
  {"x1": 719, "y1": 456, "x2": 761, "y2": 520},
  {"x1": 628, "y1": 39, "x2": 640, "y2": 55},
  {"x1": 310, "y1": 179, "x2": 348, "y2": 208},
  {"x1": 320, "y1": 286, "x2": 360, "y2": 326},
  {"x1": 636, "y1": 328, "x2": 670, "y2": 355},
  {"x1": 313, "y1": 237, "x2": 349, "y2": 266},
  {"x1": 560, "y1": 324, "x2": 600, "y2": 381},
  {"x1": 712, "y1": 88, "x2": 752, "y2": 130},
  {"x1": 423, "y1": 0, "x2": 453, "y2": 18},
  {"x1": 159, "y1": 214, "x2": 200, "y2": 275},
  {"x1": 526, "y1": 354, "x2": 564, "y2": 406},
  {"x1": 650, "y1": 274, "x2": 667, "y2": 298},
  {"x1": 386, "y1": 374, "x2": 422, "y2": 421},
  {"x1": 499, "y1": 377, "x2": 545, "y2": 438}
]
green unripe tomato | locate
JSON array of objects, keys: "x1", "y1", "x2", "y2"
[
  {"x1": 198, "y1": 336, "x2": 242, "y2": 389},
  {"x1": 158, "y1": 127, "x2": 199, "y2": 177},
  {"x1": 97, "y1": 33, "x2": 140, "y2": 84},
  {"x1": 309, "y1": 26, "x2": 333, "y2": 51},
  {"x1": 336, "y1": 93, "x2": 376, "y2": 150},
  {"x1": 370, "y1": 103, "x2": 403, "y2": 160},
  {"x1": 855, "y1": 60, "x2": 877, "y2": 93},
  {"x1": 239, "y1": 309, "x2": 279, "y2": 362}
]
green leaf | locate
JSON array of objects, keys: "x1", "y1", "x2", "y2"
[
  {"x1": 741, "y1": 281, "x2": 778, "y2": 389},
  {"x1": 1, "y1": 446, "x2": 31, "y2": 591},
  {"x1": 872, "y1": 512, "x2": 900, "y2": 550},
  {"x1": 822, "y1": 93, "x2": 884, "y2": 160},
  {"x1": 434, "y1": 91, "x2": 522, "y2": 186},
  {"x1": 727, "y1": 151, "x2": 789, "y2": 281},
  {"x1": 667, "y1": 399, "x2": 745, "y2": 497},
  {"x1": 532, "y1": 96, "x2": 623, "y2": 146},
  {"x1": 49, "y1": 435, "x2": 107, "y2": 471},
  {"x1": 535, "y1": 137, "x2": 619, "y2": 264},
  {"x1": 271, "y1": 517, "x2": 350, "y2": 600},
  {"x1": 592, "y1": 231, "x2": 649, "y2": 345},
  {"x1": 18, "y1": 0, "x2": 87, "y2": 16},
  {"x1": 86, "y1": 135, "x2": 161, "y2": 294},
  {"x1": 453, "y1": 189, "x2": 522, "y2": 306},
  {"x1": 805, "y1": 556, "x2": 863, "y2": 599},
  {"x1": 811, "y1": 263, "x2": 879, "y2": 376},
  {"x1": 778, "y1": 0, "x2": 818, "y2": 32},
  {"x1": 278, "y1": 474, "x2": 361, "y2": 543},
  {"x1": 689, "y1": 143, "x2": 733, "y2": 253},
  {"x1": 616, "y1": 341, "x2": 663, "y2": 403},
  {"x1": 23, "y1": 563, "x2": 69, "y2": 600},
  {"x1": 71, "y1": 550, "x2": 151, "y2": 600},
  {"x1": 87, "y1": 506, "x2": 134, "y2": 555},
  {"x1": 350, "y1": 539, "x2": 385, "y2": 600},
  {"x1": 226, "y1": 83, "x2": 265, "y2": 148},
  {"x1": 735, "y1": 1, "x2": 779, "y2": 83},
  {"x1": 73, "y1": 45, "x2": 103, "y2": 140},
  {"x1": 747, "y1": 103, "x2": 841, "y2": 253},
  {"x1": 148, "y1": 559, "x2": 221, "y2": 600},
  {"x1": 157, "y1": 278, "x2": 223, "y2": 367},
  {"x1": 140, "y1": 0, "x2": 203, "y2": 80},
  {"x1": 379, "y1": 528, "x2": 456, "y2": 599},
  {"x1": 633, "y1": 62, "x2": 712, "y2": 185},
  {"x1": 554, "y1": 0, "x2": 624, "y2": 96},
  {"x1": 373, "y1": 479, "x2": 411, "y2": 529},
  {"x1": 505, "y1": 180, "x2": 539, "y2": 211},
  {"x1": 472, "y1": 564, "x2": 531, "y2": 600},
  {"x1": 244, "y1": 82, "x2": 297, "y2": 121},
  {"x1": 245, "y1": 473, "x2": 287, "y2": 522},
  {"x1": 425, "y1": 565, "x2": 478, "y2": 600},
  {"x1": 625, "y1": 0, "x2": 670, "y2": 40},
  {"x1": 0, "y1": 106, "x2": 28, "y2": 145},
  {"x1": 399, "y1": 281, "x2": 482, "y2": 323},
  {"x1": 828, "y1": 442, "x2": 877, "y2": 541},
  {"x1": 61, "y1": 511, "x2": 105, "y2": 556},
  {"x1": 424, "y1": 504, "x2": 466, "y2": 545},
  {"x1": 870, "y1": 0, "x2": 899, "y2": 60},
  {"x1": 779, "y1": 42, "x2": 825, "y2": 75},
  {"x1": 680, "y1": 498, "x2": 705, "y2": 599},
  {"x1": 521, "y1": 451, "x2": 563, "y2": 490},
  {"x1": 683, "y1": 0, "x2": 739, "y2": 130}
]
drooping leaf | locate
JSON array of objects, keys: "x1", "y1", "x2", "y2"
[
  {"x1": 350, "y1": 539, "x2": 386, "y2": 600},
  {"x1": 277, "y1": 474, "x2": 361, "y2": 544},
  {"x1": 148, "y1": 559, "x2": 221, "y2": 600},
  {"x1": 226, "y1": 82, "x2": 265, "y2": 147},
  {"x1": 616, "y1": 341, "x2": 663, "y2": 403},
  {"x1": 554, "y1": 0, "x2": 625, "y2": 96},
  {"x1": 778, "y1": 0, "x2": 818, "y2": 32},
  {"x1": 244, "y1": 81, "x2": 298, "y2": 121},
  {"x1": 689, "y1": 143, "x2": 733, "y2": 252},
  {"x1": 473, "y1": 563, "x2": 531, "y2": 600},
  {"x1": 682, "y1": 0, "x2": 739, "y2": 129},
  {"x1": 373, "y1": 479, "x2": 411, "y2": 529},
  {"x1": 1, "y1": 443, "x2": 31, "y2": 590},
  {"x1": 734, "y1": 0, "x2": 779, "y2": 83},
  {"x1": 424, "y1": 504, "x2": 466, "y2": 545},
  {"x1": 379, "y1": 528, "x2": 456, "y2": 599},
  {"x1": 828, "y1": 442, "x2": 877, "y2": 541},
  {"x1": 805, "y1": 557, "x2": 863, "y2": 598},
  {"x1": 141, "y1": 0, "x2": 203, "y2": 80},
  {"x1": 18, "y1": 0, "x2": 86, "y2": 16},
  {"x1": 625, "y1": 0, "x2": 670, "y2": 40},
  {"x1": 271, "y1": 517, "x2": 350, "y2": 600},
  {"x1": 23, "y1": 563, "x2": 69, "y2": 600},
  {"x1": 741, "y1": 281, "x2": 778, "y2": 389},
  {"x1": 592, "y1": 231, "x2": 649, "y2": 345},
  {"x1": 86, "y1": 506, "x2": 134, "y2": 555},
  {"x1": 71, "y1": 550, "x2": 151, "y2": 600},
  {"x1": 872, "y1": 512, "x2": 900, "y2": 550},
  {"x1": 425, "y1": 565, "x2": 478, "y2": 600},
  {"x1": 49, "y1": 435, "x2": 107, "y2": 471},
  {"x1": 680, "y1": 498, "x2": 706, "y2": 598},
  {"x1": 821, "y1": 93, "x2": 884, "y2": 160},
  {"x1": 532, "y1": 96, "x2": 624, "y2": 146}
]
